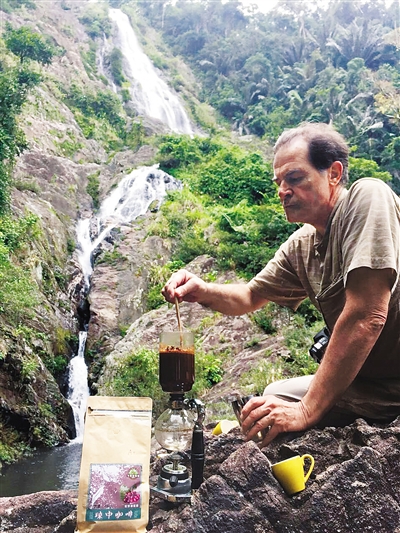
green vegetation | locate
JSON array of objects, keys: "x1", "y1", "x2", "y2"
[
  {"x1": 0, "y1": 421, "x2": 30, "y2": 464},
  {"x1": 150, "y1": 135, "x2": 295, "y2": 278},
  {"x1": 147, "y1": 260, "x2": 186, "y2": 310},
  {"x1": 0, "y1": 0, "x2": 35, "y2": 12},
  {"x1": 61, "y1": 83, "x2": 128, "y2": 151},
  {"x1": 151, "y1": 132, "x2": 396, "y2": 281},
  {"x1": 86, "y1": 171, "x2": 101, "y2": 209},
  {"x1": 0, "y1": 65, "x2": 42, "y2": 214},
  {"x1": 79, "y1": 3, "x2": 111, "y2": 39},
  {"x1": 139, "y1": 0, "x2": 400, "y2": 193},
  {"x1": 107, "y1": 48, "x2": 126, "y2": 86},
  {"x1": 0, "y1": 214, "x2": 40, "y2": 323},
  {"x1": 239, "y1": 355, "x2": 284, "y2": 395},
  {"x1": 80, "y1": 42, "x2": 98, "y2": 80},
  {"x1": 97, "y1": 247, "x2": 126, "y2": 266},
  {"x1": 4, "y1": 23, "x2": 55, "y2": 64},
  {"x1": 252, "y1": 304, "x2": 277, "y2": 335},
  {"x1": 240, "y1": 311, "x2": 321, "y2": 396}
]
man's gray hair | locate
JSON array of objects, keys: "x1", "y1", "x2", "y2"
[{"x1": 274, "y1": 122, "x2": 349, "y2": 185}]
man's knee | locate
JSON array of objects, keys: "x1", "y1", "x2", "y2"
[{"x1": 263, "y1": 375, "x2": 314, "y2": 402}]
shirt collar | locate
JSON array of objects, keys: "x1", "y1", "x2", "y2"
[{"x1": 315, "y1": 187, "x2": 348, "y2": 251}]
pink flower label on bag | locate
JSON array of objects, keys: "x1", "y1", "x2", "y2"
[{"x1": 86, "y1": 463, "x2": 142, "y2": 522}]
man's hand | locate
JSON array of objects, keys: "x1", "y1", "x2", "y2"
[
  {"x1": 240, "y1": 395, "x2": 313, "y2": 446},
  {"x1": 161, "y1": 269, "x2": 207, "y2": 304},
  {"x1": 162, "y1": 269, "x2": 269, "y2": 315}
]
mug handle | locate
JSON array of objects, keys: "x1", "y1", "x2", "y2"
[{"x1": 302, "y1": 454, "x2": 315, "y2": 483}]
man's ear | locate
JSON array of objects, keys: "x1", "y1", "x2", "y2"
[{"x1": 328, "y1": 161, "x2": 343, "y2": 185}]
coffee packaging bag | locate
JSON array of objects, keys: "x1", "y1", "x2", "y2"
[{"x1": 76, "y1": 396, "x2": 152, "y2": 533}]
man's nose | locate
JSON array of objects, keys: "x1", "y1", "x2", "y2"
[{"x1": 278, "y1": 183, "x2": 292, "y2": 202}]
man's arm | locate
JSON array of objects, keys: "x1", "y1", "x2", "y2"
[
  {"x1": 162, "y1": 269, "x2": 268, "y2": 315},
  {"x1": 240, "y1": 267, "x2": 393, "y2": 445}
]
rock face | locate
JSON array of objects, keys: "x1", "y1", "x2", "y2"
[
  {"x1": 0, "y1": 490, "x2": 77, "y2": 533},
  {"x1": 1, "y1": 417, "x2": 399, "y2": 532},
  {"x1": 148, "y1": 417, "x2": 400, "y2": 533}
]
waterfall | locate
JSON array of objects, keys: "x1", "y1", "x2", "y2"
[
  {"x1": 109, "y1": 8, "x2": 194, "y2": 135},
  {"x1": 66, "y1": 7, "x2": 190, "y2": 439},
  {"x1": 67, "y1": 331, "x2": 89, "y2": 442},
  {"x1": 68, "y1": 165, "x2": 182, "y2": 437},
  {"x1": 97, "y1": 34, "x2": 117, "y2": 94},
  {"x1": 76, "y1": 164, "x2": 182, "y2": 287}
]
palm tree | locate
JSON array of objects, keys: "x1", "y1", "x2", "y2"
[{"x1": 326, "y1": 18, "x2": 398, "y2": 70}]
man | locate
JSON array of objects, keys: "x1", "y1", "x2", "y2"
[{"x1": 162, "y1": 123, "x2": 400, "y2": 446}]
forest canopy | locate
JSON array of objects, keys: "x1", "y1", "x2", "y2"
[{"x1": 136, "y1": 0, "x2": 400, "y2": 192}]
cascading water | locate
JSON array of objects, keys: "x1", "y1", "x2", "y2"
[
  {"x1": 67, "y1": 331, "x2": 89, "y2": 442},
  {"x1": 109, "y1": 8, "x2": 194, "y2": 135},
  {"x1": 76, "y1": 164, "x2": 182, "y2": 287},
  {"x1": 67, "y1": 165, "x2": 182, "y2": 439}
]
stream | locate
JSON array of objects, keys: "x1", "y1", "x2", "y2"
[
  {"x1": 0, "y1": 6, "x2": 190, "y2": 498},
  {"x1": 0, "y1": 443, "x2": 82, "y2": 497}
]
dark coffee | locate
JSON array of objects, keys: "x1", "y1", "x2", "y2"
[{"x1": 159, "y1": 346, "x2": 195, "y2": 393}]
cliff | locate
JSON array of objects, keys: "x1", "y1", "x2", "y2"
[{"x1": 0, "y1": 0, "x2": 191, "y2": 460}]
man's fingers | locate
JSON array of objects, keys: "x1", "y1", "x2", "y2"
[
  {"x1": 161, "y1": 270, "x2": 190, "y2": 302},
  {"x1": 240, "y1": 397, "x2": 273, "y2": 430},
  {"x1": 259, "y1": 424, "x2": 279, "y2": 447}
]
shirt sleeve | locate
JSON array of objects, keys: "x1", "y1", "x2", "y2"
[
  {"x1": 247, "y1": 230, "x2": 309, "y2": 310},
  {"x1": 340, "y1": 179, "x2": 400, "y2": 290}
]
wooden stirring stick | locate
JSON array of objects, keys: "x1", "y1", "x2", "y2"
[{"x1": 174, "y1": 296, "x2": 183, "y2": 347}]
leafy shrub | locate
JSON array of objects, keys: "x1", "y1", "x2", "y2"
[
  {"x1": 157, "y1": 135, "x2": 203, "y2": 170},
  {"x1": 252, "y1": 304, "x2": 277, "y2": 334},
  {"x1": 214, "y1": 202, "x2": 294, "y2": 278},
  {"x1": 62, "y1": 83, "x2": 126, "y2": 146},
  {"x1": 106, "y1": 344, "x2": 226, "y2": 417},
  {"x1": 43, "y1": 354, "x2": 68, "y2": 376},
  {"x1": 191, "y1": 349, "x2": 226, "y2": 397},
  {"x1": 348, "y1": 156, "x2": 392, "y2": 186},
  {"x1": 4, "y1": 24, "x2": 55, "y2": 64},
  {"x1": 86, "y1": 171, "x2": 100, "y2": 209},
  {"x1": 13, "y1": 179, "x2": 41, "y2": 193},
  {"x1": 282, "y1": 314, "x2": 321, "y2": 377},
  {"x1": 108, "y1": 48, "x2": 126, "y2": 86},
  {"x1": 296, "y1": 298, "x2": 323, "y2": 326},
  {"x1": 0, "y1": 0, "x2": 36, "y2": 12},
  {"x1": 109, "y1": 348, "x2": 166, "y2": 416},
  {"x1": 0, "y1": 421, "x2": 30, "y2": 464},
  {"x1": 0, "y1": 65, "x2": 42, "y2": 213},
  {"x1": 0, "y1": 214, "x2": 40, "y2": 323},
  {"x1": 79, "y1": 5, "x2": 111, "y2": 39},
  {"x1": 151, "y1": 135, "x2": 296, "y2": 278}
]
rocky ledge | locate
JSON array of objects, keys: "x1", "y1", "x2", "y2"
[{"x1": 0, "y1": 416, "x2": 399, "y2": 533}]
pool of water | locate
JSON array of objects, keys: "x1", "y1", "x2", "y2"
[{"x1": 0, "y1": 441, "x2": 82, "y2": 497}]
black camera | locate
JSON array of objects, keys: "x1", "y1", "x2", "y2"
[{"x1": 309, "y1": 327, "x2": 330, "y2": 364}]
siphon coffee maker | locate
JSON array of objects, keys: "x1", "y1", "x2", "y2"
[{"x1": 151, "y1": 330, "x2": 205, "y2": 503}]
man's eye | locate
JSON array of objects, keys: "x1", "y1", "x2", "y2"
[{"x1": 286, "y1": 175, "x2": 303, "y2": 185}]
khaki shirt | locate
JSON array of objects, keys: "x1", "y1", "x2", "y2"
[{"x1": 248, "y1": 178, "x2": 400, "y2": 381}]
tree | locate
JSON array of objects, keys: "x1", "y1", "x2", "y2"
[
  {"x1": 4, "y1": 24, "x2": 54, "y2": 64},
  {"x1": 326, "y1": 18, "x2": 399, "y2": 70}
]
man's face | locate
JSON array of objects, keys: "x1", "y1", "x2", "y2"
[{"x1": 273, "y1": 138, "x2": 338, "y2": 233}]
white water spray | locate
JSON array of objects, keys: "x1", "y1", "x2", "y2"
[
  {"x1": 67, "y1": 331, "x2": 89, "y2": 442},
  {"x1": 109, "y1": 8, "x2": 193, "y2": 135},
  {"x1": 76, "y1": 164, "x2": 182, "y2": 287}
]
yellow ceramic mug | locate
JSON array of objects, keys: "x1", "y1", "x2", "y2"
[{"x1": 271, "y1": 454, "x2": 315, "y2": 495}]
